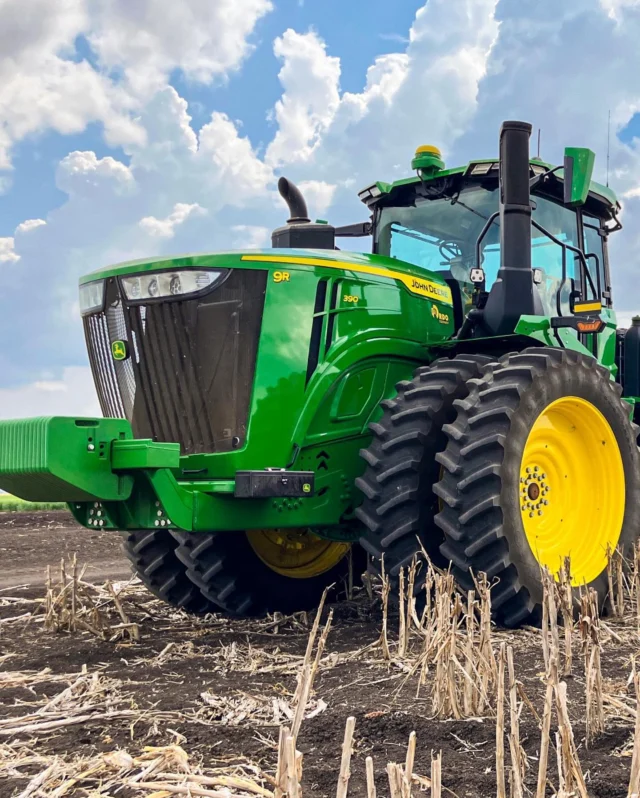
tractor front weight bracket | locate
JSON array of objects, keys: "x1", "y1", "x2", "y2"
[{"x1": 0, "y1": 416, "x2": 328, "y2": 535}]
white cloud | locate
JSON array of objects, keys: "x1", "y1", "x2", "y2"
[
  {"x1": 139, "y1": 202, "x2": 207, "y2": 238},
  {"x1": 16, "y1": 219, "x2": 46, "y2": 234},
  {"x1": 0, "y1": 367, "x2": 100, "y2": 419},
  {"x1": 600, "y1": 0, "x2": 640, "y2": 20},
  {"x1": 89, "y1": 0, "x2": 273, "y2": 95},
  {"x1": 0, "y1": 238, "x2": 19, "y2": 263},
  {"x1": 0, "y1": 0, "x2": 273, "y2": 168},
  {"x1": 57, "y1": 150, "x2": 135, "y2": 197},
  {"x1": 0, "y1": 0, "x2": 143, "y2": 169},
  {"x1": 297, "y1": 180, "x2": 337, "y2": 218},
  {"x1": 231, "y1": 225, "x2": 270, "y2": 249},
  {"x1": 615, "y1": 311, "x2": 640, "y2": 328},
  {"x1": 266, "y1": 29, "x2": 341, "y2": 167}
]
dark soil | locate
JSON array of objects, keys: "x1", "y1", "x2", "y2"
[
  {"x1": 0, "y1": 510, "x2": 130, "y2": 587},
  {"x1": 0, "y1": 512, "x2": 636, "y2": 797}
]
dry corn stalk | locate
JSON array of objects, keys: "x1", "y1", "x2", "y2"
[
  {"x1": 507, "y1": 646, "x2": 525, "y2": 798},
  {"x1": 628, "y1": 662, "x2": 640, "y2": 797},
  {"x1": 607, "y1": 545, "x2": 626, "y2": 619},
  {"x1": 495, "y1": 643, "x2": 507, "y2": 798},
  {"x1": 557, "y1": 557, "x2": 573, "y2": 677},
  {"x1": 43, "y1": 557, "x2": 139, "y2": 641},
  {"x1": 336, "y1": 716, "x2": 356, "y2": 798},
  {"x1": 555, "y1": 681, "x2": 588, "y2": 798},
  {"x1": 380, "y1": 557, "x2": 391, "y2": 661},
  {"x1": 431, "y1": 752, "x2": 442, "y2": 798},
  {"x1": 579, "y1": 588, "x2": 604, "y2": 745}
]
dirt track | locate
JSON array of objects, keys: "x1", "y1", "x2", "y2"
[
  {"x1": 0, "y1": 512, "x2": 638, "y2": 797},
  {"x1": 0, "y1": 510, "x2": 131, "y2": 588}
]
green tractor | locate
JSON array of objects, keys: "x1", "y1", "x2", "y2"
[{"x1": 2, "y1": 120, "x2": 639, "y2": 625}]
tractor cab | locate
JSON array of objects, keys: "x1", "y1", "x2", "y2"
[{"x1": 358, "y1": 146, "x2": 620, "y2": 338}]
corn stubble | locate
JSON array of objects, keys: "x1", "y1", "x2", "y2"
[{"x1": 6, "y1": 546, "x2": 640, "y2": 796}]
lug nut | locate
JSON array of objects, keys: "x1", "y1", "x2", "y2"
[
  {"x1": 526, "y1": 467, "x2": 531, "y2": 473},
  {"x1": 538, "y1": 510, "x2": 543, "y2": 516}
]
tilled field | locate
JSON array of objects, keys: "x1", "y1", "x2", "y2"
[{"x1": 0, "y1": 511, "x2": 639, "y2": 797}]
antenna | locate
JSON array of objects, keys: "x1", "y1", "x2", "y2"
[
  {"x1": 537, "y1": 128, "x2": 541, "y2": 159},
  {"x1": 607, "y1": 109, "x2": 611, "y2": 187}
]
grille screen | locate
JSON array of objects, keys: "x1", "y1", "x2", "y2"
[{"x1": 84, "y1": 270, "x2": 267, "y2": 454}]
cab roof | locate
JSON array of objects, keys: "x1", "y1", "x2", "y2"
[{"x1": 360, "y1": 158, "x2": 619, "y2": 219}]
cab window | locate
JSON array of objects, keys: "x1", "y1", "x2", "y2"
[
  {"x1": 582, "y1": 214, "x2": 606, "y2": 302},
  {"x1": 531, "y1": 197, "x2": 580, "y2": 316}
]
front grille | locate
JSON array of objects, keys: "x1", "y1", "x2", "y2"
[{"x1": 84, "y1": 269, "x2": 267, "y2": 454}]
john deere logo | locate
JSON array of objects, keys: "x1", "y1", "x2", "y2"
[
  {"x1": 111, "y1": 340, "x2": 129, "y2": 361},
  {"x1": 431, "y1": 304, "x2": 450, "y2": 325}
]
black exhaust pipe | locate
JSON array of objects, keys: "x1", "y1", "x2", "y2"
[
  {"x1": 277, "y1": 177, "x2": 310, "y2": 224},
  {"x1": 482, "y1": 120, "x2": 543, "y2": 335},
  {"x1": 271, "y1": 176, "x2": 335, "y2": 250}
]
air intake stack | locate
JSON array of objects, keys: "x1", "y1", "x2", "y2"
[
  {"x1": 271, "y1": 177, "x2": 335, "y2": 249},
  {"x1": 482, "y1": 120, "x2": 543, "y2": 335}
]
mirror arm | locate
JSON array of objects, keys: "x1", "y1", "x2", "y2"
[{"x1": 529, "y1": 164, "x2": 563, "y2": 192}]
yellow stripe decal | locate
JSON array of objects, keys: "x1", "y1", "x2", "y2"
[
  {"x1": 574, "y1": 301, "x2": 602, "y2": 313},
  {"x1": 241, "y1": 254, "x2": 453, "y2": 305}
]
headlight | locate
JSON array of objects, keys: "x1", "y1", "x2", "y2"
[
  {"x1": 79, "y1": 280, "x2": 105, "y2": 316},
  {"x1": 120, "y1": 270, "x2": 225, "y2": 302}
]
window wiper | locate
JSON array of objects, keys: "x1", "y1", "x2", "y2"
[
  {"x1": 450, "y1": 192, "x2": 495, "y2": 224},
  {"x1": 390, "y1": 225, "x2": 435, "y2": 245}
]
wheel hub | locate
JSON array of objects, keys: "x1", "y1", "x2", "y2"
[
  {"x1": 520, "y1": 467, "x2": 549, "y2": 515},
  {"x1": 246, "y1": 527, "x2": 350, "y2": 579},
  {"x1": 519, "y1": 396, "x2": 625, "y2": 586}
]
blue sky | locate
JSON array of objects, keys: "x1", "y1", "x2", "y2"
[
  {"x1": 0, "y1": 1, "x2": 419, "y2": 235},
  {"x1": 2, "y1": 0, "x2": 640, "y2": 416}
]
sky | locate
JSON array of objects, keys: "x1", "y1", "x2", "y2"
[{"x1": 2, "y1": 0, "x2": 640, "y2": 418}]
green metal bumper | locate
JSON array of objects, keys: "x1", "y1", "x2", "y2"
[{"x1": 0, "y1": 417, "x2": 330, "y2": 533}]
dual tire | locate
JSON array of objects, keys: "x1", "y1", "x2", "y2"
[{"x1": 357, "y1": 348, "x2": 640, "y2": 625}]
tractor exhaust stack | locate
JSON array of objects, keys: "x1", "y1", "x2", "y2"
[
  {"x1": 277, "y1": 177, "x2": 310, "y2": 224},
  {"x1": 271, "y1": 176, "x2": 336, "y2": 250},
  {"x1": 483, "y1": 120, "x2": 542, "y2": 335}
]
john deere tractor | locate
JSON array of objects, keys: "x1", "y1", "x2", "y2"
[{"x1": 2, "y1": 120, "x2": 639, "y2": 625}]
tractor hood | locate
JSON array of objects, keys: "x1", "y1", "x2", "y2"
[{"x1": 79, "y1": 248, "x2": 453, "y2": 306}]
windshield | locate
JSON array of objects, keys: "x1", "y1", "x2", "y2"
[
  {"x1": 376, "y1": 186, "x2": 499, "y2": 287},
  {"x1": 375, "y1": 185, "x2": 598, "y2": 319}
]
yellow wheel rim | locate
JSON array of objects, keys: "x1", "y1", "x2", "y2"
[
  {"x1": 246, "y1": 528, "x2": 350, "y2": 579},
  {"x1": 519, "y1": 396, "x2": 625, "y2": 586}
]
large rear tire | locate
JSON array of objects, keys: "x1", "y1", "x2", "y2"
[
  {"x1": 172, "y1": 528, "x2": 357, "y2": 617},
  {"x1": 435, "y1": 348, "x2": 640, "y2": 626},
  {"x1": 121, "y1": 530, "x2": 215, "y2": 614},
  {"x1": 355, "y1": 354, "x2": 494, "y2": 588}
]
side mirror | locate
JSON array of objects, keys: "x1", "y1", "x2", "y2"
[{"x1": 563, "y1": 147, "x2": 595, "y2": 207}]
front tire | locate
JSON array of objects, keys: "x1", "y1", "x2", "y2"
[
  {"x1": 435, "y1": 348, "x2": 640, "y2": 626},
  {"x1": 121, "y1": 530, "x2": 215, "y2": 614},
  {"x1": 172, "y1": 528, "x2": 357, "y2": 617}
]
